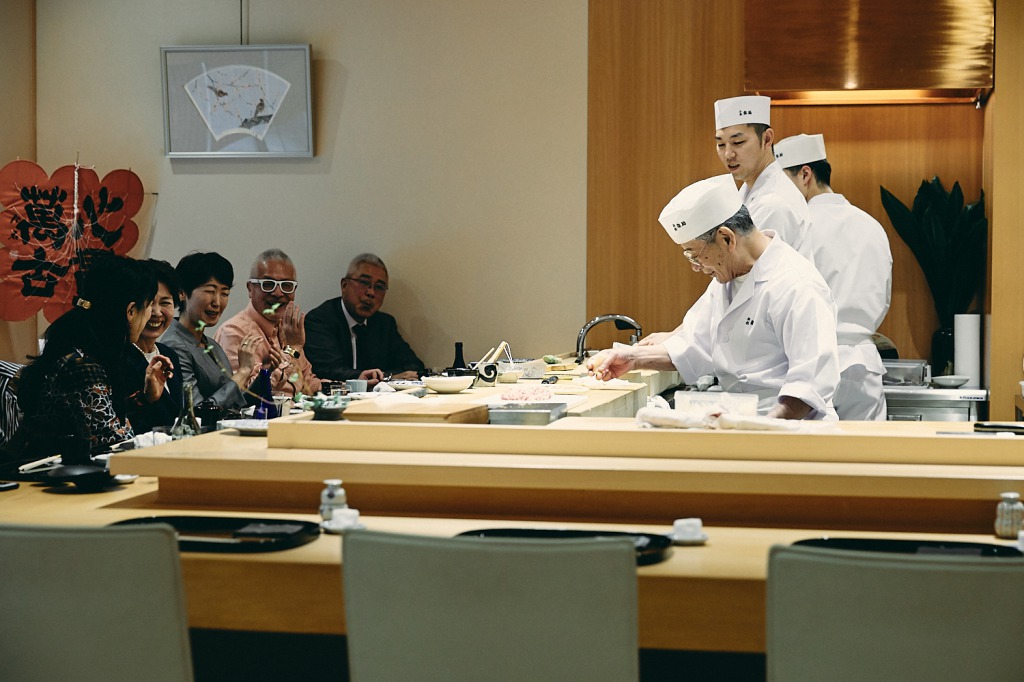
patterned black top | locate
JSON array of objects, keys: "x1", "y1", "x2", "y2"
[{"x1": 20, "y1": 349, "x2": 134, "y2": 458}]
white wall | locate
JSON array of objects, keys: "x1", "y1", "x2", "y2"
[{"x1": 33, "y1": 0, "x2": 587, "y2": 368}]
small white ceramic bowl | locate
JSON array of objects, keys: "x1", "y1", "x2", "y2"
[
  {"x1": 932, "y1": 375, "x2": 969, "y2": 388},
  {"x1": 423, "y1": 375, "x2": 475, "y2": 394}
]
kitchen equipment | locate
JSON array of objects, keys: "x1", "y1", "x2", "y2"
[
  {"x1": 488, "y1": 402, "x2": 568, "y2": 425},
  {"x1": 884, "y1": 386, "x2": 988, "y2": 421},
  {"x1": 931, "y1": 375, "x2": 969, "y2": 388},
  {"x1": 576, "y1": 314, "x2": 642, "y2": 364},
  {"x1": 882, "y1": 359, "x2": 928, "y2": 386}
]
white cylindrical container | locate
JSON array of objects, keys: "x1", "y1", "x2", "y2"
[{"x1": 953, "y1": 313, "x2": 981, "y2": 387}]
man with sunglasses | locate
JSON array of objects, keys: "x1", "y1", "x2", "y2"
[
  {"x1": 305, "y1": 253, "x2": 424, "y2": 386},
  {"x1": 215, "y1": 248, "x2": 321, "y2": 397},
  {"x1": 588, "y1": 175, "x2": 840, "y2": 420}
]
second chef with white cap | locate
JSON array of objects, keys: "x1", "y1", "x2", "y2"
[
  {"x1": 587, "y1": 174, "x2": 841, "y2": 420},
  {"x1": 775, "y1": 132, "x2": 893, "y2": 421}
]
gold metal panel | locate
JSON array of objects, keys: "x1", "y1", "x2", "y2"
[{"x1": 745, "y1": 0, "x2": 994, "y2": 102}]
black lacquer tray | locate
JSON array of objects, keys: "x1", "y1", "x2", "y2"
[
  {"x1": 456, "y1": 528, "x2": 672, "y2": 565},
  {"x1": 794, "y1": 537, "x2": 1023, "y2": 558},
  {"x1": 111, "y1": 515, "x2": 321, "y2": 553}
]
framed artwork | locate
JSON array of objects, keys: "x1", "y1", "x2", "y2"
[{"x1": 160, "y1": 44, "x2": 313, "y2": 158}]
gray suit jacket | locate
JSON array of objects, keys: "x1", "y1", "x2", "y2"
[{"x1": 159, "y1": 320, "x2": 248, "y2": 410}]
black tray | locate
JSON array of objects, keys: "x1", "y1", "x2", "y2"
[
  {"x1": 794, "y1": 537, "x2": 1023, "y2": 558},
  {"x1": 456, "y1": 528, "x2": 672, "y2": 565},
  {"x1": 111, "y1": 515, "x2": 321, "y2": 553}
]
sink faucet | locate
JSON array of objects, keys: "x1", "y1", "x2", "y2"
[{"x1": 576, "y1": 314, "x2": 642, "y2": 365}]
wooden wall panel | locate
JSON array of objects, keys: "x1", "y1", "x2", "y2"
[
  {"x1": 588, "y1": 0, "x2": 985, "y2": 364},
  {"x1": 986, "y1": 1, "x2": 1024, "y2": 420}
]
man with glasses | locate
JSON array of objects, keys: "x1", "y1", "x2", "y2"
[
  {"x1": 305, "y1": 253, "x2": 424, "y2": 386},
  {"x1": 588, "y1": 175, "x2": 841, "y2": 420},
  {"x1": 215, "y1": 248, "x2": 321, "y2": 397}
]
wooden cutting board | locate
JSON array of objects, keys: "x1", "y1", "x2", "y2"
[{"x1": 341, "y1": 400, "x2": 490, "y2": 424}]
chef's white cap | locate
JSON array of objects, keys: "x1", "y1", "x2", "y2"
[
  {"x1": 714, "y1": 95, "x2": 771, "y2": 129},
  {"x1": 774, "y1": 133, "x2": 827, "y2": 167},
  {"x1": 658, "y1": 174, "x2": 742, "y2": 245}
]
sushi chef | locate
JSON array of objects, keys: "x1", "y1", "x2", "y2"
[
  {"x1": 713, "y1": 95, "x2": 812, "y2": 256},
  {"x1": 775, "y1": 133, "x2": 892, "y2": 420},
  {"x1": 587, "y1": 174, "x2": 841, "y2": 420}
]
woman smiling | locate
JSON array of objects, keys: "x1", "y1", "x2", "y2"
[
  {"x1": 158, "y1": 252, "x2": 262, "y2": 411},
  {"x1": 124, "y1": 259, "x2": 184, "y2": 434}
]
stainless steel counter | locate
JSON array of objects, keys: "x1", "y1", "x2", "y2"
[{"x1": 884, "y1": 386, "x2": 988, "y2": 421}]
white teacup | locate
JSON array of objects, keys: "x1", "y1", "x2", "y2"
[
  {"x1": 346, "y1": 379, "x2": 368, "y2": 393},
  {"x1": 673, "y1": 517, "x2": 704, "y2": 540}
]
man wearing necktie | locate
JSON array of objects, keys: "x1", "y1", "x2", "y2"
[{"x1": 305, "y1": 253, "x2": 425, "y2": 386}]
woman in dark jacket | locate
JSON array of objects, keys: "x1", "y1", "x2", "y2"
[
  {"x1": 18, "y1": 255, "x2": 173, "y2": 462},
  {"x1": 125, "y1": 259, "x2": 184, "y2": 434}
]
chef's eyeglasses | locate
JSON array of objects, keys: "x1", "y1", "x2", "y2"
[
  {"x1": 682, "y1": 228, "x2": 718, "y2": 266},
  {"x1": 248, "y1": 278, "x2": 298, "y2": 294},
  {"x1": 344, "y1": 276, "x2": 389, "y2": 294}
]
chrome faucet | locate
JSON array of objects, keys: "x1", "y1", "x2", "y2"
[{"x1": 576, "y1": 314, "x2": 642, "y2": 365}]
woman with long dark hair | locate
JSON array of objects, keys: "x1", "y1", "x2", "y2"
[{"x1": 18, "y1": 255, "x2": 174, "y2": 461}]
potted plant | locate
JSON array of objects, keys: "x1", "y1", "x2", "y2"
[{"x1": 879, "y1": 177, "x2": 987, "y2": 374}]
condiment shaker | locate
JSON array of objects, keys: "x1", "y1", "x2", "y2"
[
  {"x1": 994, "y1": 491, "x2": 1024, "y2": 539},
  {"x1": 320, "y1": 479, "x2": 348, "y2": 522}
]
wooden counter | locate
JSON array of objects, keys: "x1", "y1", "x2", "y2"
[
  {"x1": 111, "y1": 414, "x2": 1024, "y2": 534},
  {"x1": 1, "y1": 478, "x2": 1014, "y2": 652}
]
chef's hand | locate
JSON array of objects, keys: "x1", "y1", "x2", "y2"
[
  {"x1": 766, "y1": 396, "x2": 813, "y2": 420},
  {"x1": 144, "y1": 354, "x2": 175, "y2": 402},
  {"x1": 637, "y1": 331, "x2": 673, "y2": 346},
  {"x1": 587, "y1": 349, "x2": 635, "y2": 381}
]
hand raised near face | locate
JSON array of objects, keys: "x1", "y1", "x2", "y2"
[{"x1": 276, "y1": 302, "x2": 306, "y2": 348}]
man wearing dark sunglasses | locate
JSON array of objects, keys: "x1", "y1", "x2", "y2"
[
  {"x1": 305, "y1": 252, "x2": 424, "y2": 386},
  {"x1": 215, "y1": 248, "x2": 322, "y2": 397}
]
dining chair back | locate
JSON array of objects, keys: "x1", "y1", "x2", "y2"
[
  {"x1": 0, "y1": 523, "x2": 194, "y2": 682},
  {"x1": 767, "y1": 543, "x2": 1024, "y2": 681},
  {"x1": 342, "y1": 529, "x2": 639, "y2": 682}
]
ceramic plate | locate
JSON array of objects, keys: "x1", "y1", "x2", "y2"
[{"x1": 218, "y1": 419, "x2": 269, "y2": 436}]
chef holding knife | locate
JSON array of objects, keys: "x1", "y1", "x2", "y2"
[
  {"x1": 774, "y1": 133, "x2": 892, "y2": 420},
  {"x1": 587, "y1": 174, "x2": 841, "y2": 420}
]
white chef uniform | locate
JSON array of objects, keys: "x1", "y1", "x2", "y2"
[
  {"x1": 804, "y1": 194, "x2": 892, "y2": 420},
  {"x1": 714, "y1": 95, "x2": 812, "y2": 256},
  {"x1": 739, "y1": 161, "x2": 813, "y2": 257},
  {"x1": 774, "y1": 133, "x2": 893, "y2": 420}
]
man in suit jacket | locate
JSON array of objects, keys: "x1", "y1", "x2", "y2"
[{"x1": 304, "y1": 253, "x2": 424, "y2": 386}]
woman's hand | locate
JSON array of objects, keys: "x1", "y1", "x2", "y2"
[
  {"x1": 144, "y1": 354, "x2": 175, "y2": 402},
  {"x1": 235, "y1": 332, "x2": 261, "y2": 375}
]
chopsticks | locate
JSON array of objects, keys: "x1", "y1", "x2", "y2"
[
  {"x1": 479, "y1": 341, "x2": 509, "y2": 366},
  {"x1": 18, "y1": 455, "x2": 61, "y2": 473}
]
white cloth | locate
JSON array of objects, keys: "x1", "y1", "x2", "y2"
[
  {"x1": 805, "y1": 193, "x2": 893, "y2": 421},
  {"x1": 662, "y1": 231, "x2": 840, "y2": 420},
  {"x1": 739, "y1": 161, "x2": 812, "y2": 257}
]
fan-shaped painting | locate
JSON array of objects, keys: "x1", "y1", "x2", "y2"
[{"x1": 161, "y1": 45, "x2": 313, "y2": 158}]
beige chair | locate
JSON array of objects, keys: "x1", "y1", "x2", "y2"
[
  {"x1": 767, "y1": 543, "x2": 1024, "y2": 682},
  {"x1": 342, "y1": 529, "x2": 639, "y2": 682},
  {"x1": 0, "y1": 523, "x2": 193, "y2": 682}
]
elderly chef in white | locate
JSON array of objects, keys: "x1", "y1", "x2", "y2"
[
  {"x1": 588, "y1": 174, "x2": 841, "y2": 420},
  {"x1": 775, "y1": 133, "x2": 893, "y2": 420},
  {"x1": 713, "y1": 95, "x2": 812, "y2": 256}
]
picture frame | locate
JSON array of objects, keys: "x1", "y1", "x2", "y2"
[{"x1": 160, "y1": 44, "x2": 313, "y2": 158}]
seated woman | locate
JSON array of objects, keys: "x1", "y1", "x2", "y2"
[
  {"x1": 158, "y1": 252, "x2": 266, "y2": 411},
  {"x1": 18, "y1": 255, "x2": 174, "y2": 462},
  {"x1": 125, "y1": 259, "x2": 184, "y2": 434}
]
